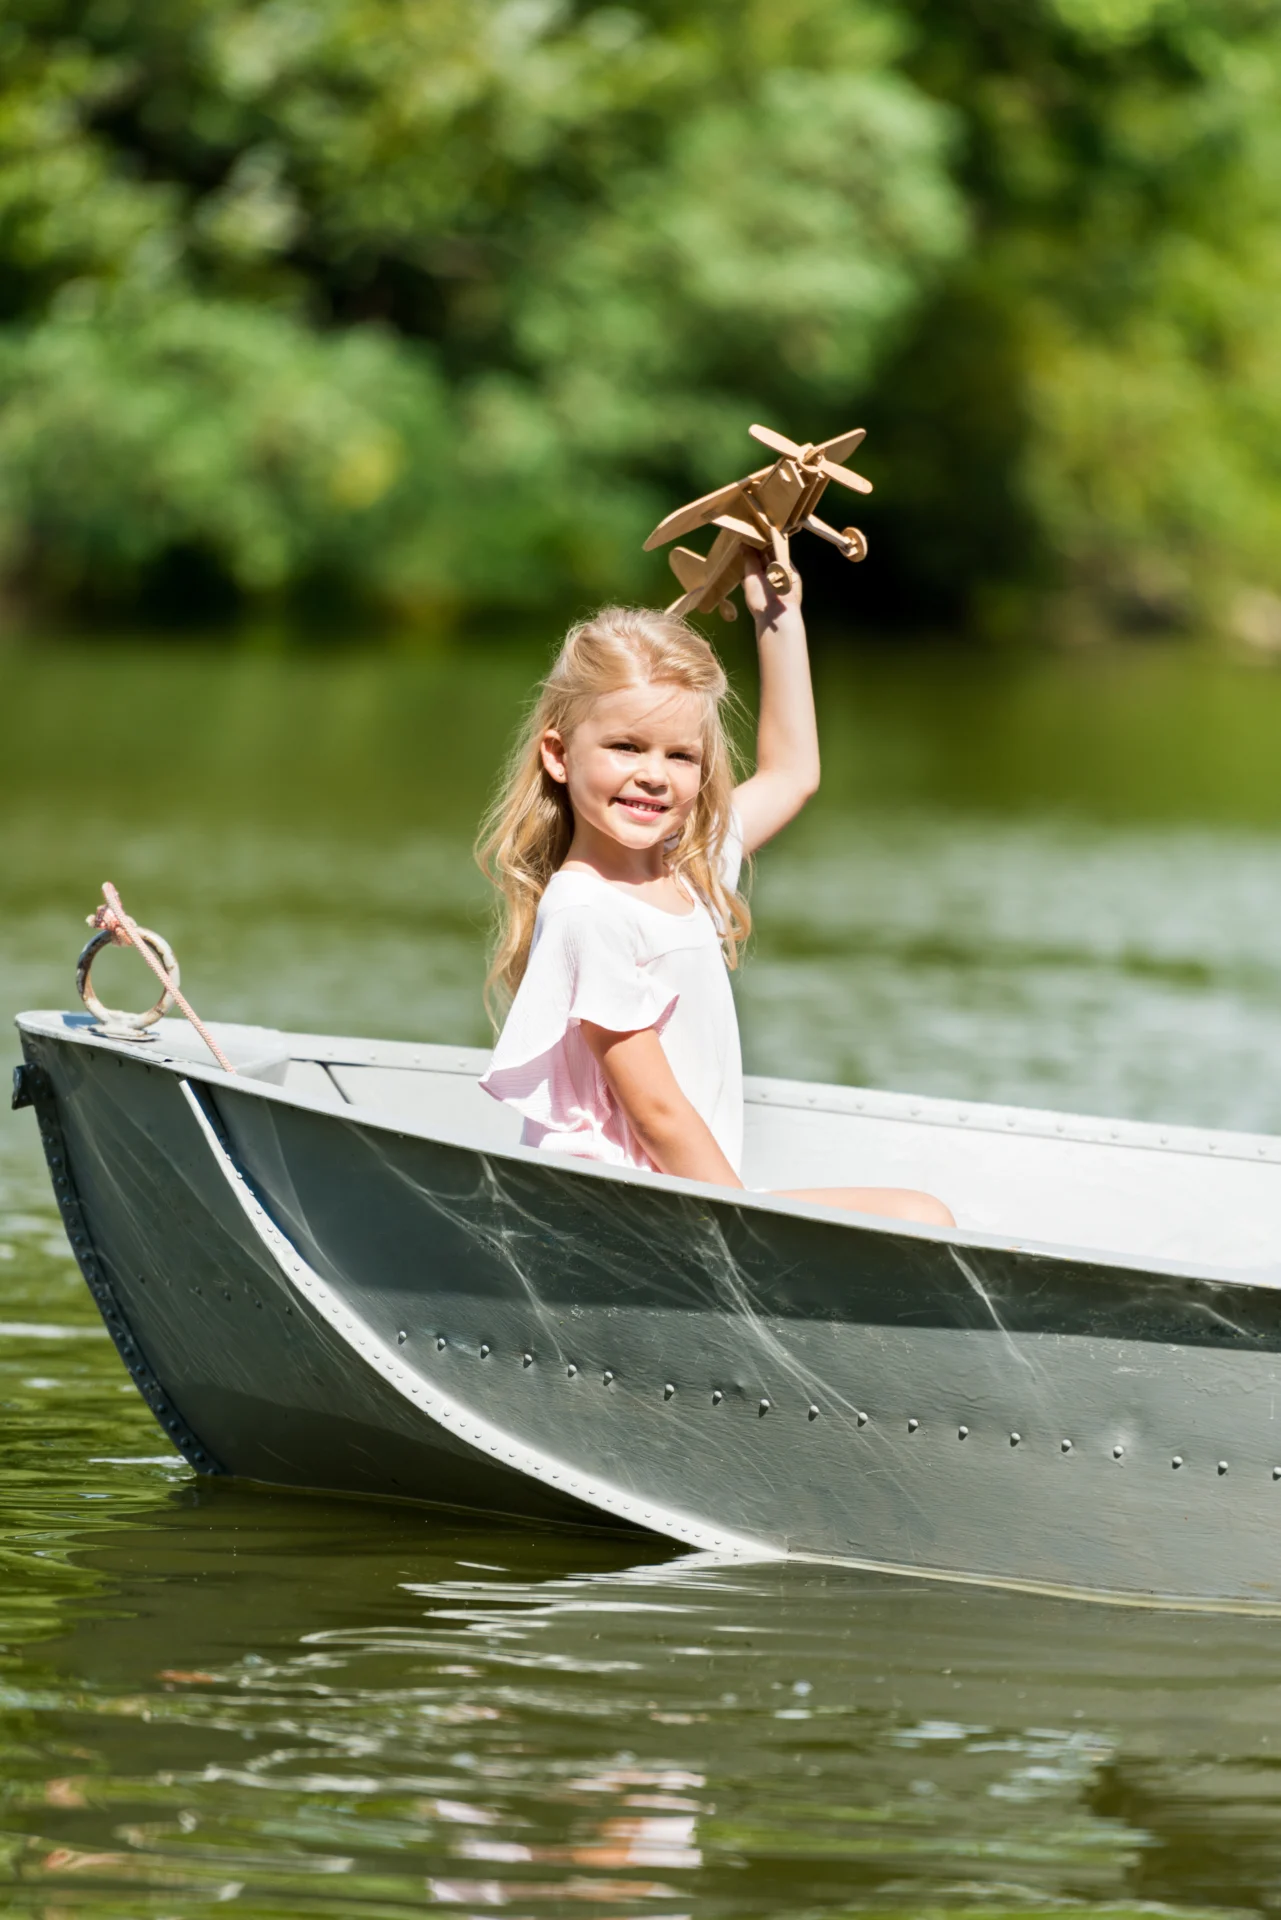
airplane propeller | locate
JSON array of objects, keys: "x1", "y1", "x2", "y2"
[{"x1": 748, "y1": 424, "x2": 872, "y2": 495}]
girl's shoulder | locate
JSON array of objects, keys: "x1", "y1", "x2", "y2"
[
  {"x1": 537, "y1": 868, "x2": 634, "y2": 928},
  {"x1": 533, "y1": 870, "x2": 641, "y2": 950},
  {"x1": 536, "y1": 869, "x2": 712, "y2": 956},
  {"x1": 538, "y1": 868, "x2": 614, "y2": 908}
]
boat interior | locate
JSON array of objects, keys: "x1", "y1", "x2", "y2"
[{"x1": 24, "y1": 1011, "x2": 1281, "y2": 1283}]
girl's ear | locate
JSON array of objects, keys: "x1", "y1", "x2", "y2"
[{"x1": 540, "y1": 728, "x2": 569, "y2": 785}]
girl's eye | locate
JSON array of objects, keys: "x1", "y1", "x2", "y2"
[
  {"x1": 608, "y1": 740, "x2": 639, "y2": 753},
  {"x1": 670, "y1": 750, "x2": 699, "y2": 764}
]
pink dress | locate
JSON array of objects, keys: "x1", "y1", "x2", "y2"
[{"x1": 480, "y1": 832, "x2": 744, "y2": 1174}]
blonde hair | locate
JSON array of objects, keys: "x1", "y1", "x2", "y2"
[{"x1": 477, "y1": 605, "x2": 750, "y2": 1023}]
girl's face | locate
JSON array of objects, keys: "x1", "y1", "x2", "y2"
[{"x1": 541, "y1": 682, "x2": 707, "y2": 852}]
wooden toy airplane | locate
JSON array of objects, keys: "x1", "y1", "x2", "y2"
[{"x1": 644, "y1": 424, "x2": 871, "y2": 621}]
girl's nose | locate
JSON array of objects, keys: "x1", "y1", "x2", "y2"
[{"x1": 636, "y1": 754, "x2": 668, "y2": 788}]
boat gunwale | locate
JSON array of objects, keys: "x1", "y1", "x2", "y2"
[
  {"x1": 20, "y1": 1010, "x2": 1281, "y2": 1170},
  {"x1": 16, "y1": 1009, "x2": 1281, "y2": 1297}
]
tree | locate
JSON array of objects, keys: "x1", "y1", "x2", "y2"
[
  {"x1": 2, "y1": 0, "x2": 1279, "y2": 637},
  {"x1": 876, "y1": 0, "x2": 1281, "y2": 638},
  {"x1": 0, "y1": 0, "x2": 962, "y2": 619}
]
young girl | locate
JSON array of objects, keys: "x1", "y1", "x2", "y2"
[{"x1": 478, "y1": 554, "x2": 954, "y2": 1228}]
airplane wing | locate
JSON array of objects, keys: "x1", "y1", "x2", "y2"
[{"x1": 644, "y1": 477, "x2": 757, "y2": 550}]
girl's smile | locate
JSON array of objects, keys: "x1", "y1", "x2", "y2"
[
  {"x1": 540, "y1": 683, "x2": 707, "y2": 874},
  {"x1": 612, "y1": 795, "x2": 669, "y2": 818}
]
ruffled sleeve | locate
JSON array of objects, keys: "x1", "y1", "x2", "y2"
[{"x1": 479, "y1": 898, "x2": 678, "y2": 1125}]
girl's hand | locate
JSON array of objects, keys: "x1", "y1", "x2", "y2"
[{"x1": 742, "y1": 547, "x2": 803, "y2": 624}]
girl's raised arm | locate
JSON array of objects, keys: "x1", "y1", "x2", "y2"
[{"x1": 730, "y1": 551, "x2": 821, "y2": 856}]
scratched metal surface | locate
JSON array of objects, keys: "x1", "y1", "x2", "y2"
[
  {"x1": 5, "y1": 637, "x2": 1281, "y2": 1911},
  {"x1": 16, "y1": 1009, "x2": 1281, "y2": 1603}
]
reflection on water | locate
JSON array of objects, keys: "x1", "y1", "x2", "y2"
[{"x1": 4, "y1": 635, "x2": 1281, "y2": 1913}]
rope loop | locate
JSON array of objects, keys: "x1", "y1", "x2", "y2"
[
  {"x1": 78, "y1": 922, "x2": 178, "y2": 1034},
  {"x1": 78, "y1": 883, "x2": 236, "y2": 1074}
]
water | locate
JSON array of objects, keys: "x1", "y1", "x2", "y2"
[{"x1": 4, "y1": 633, "x2": 1281, "y2": 1916}]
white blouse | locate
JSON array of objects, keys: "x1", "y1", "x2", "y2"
[{"x1": 480, "y1": 831, "x2": 744, "y2": 1174}]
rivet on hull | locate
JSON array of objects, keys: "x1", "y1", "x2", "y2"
[
  {"x1": 1061, "y1": 1439, "x2": 1072, "y2": 1453},
  {"x1": 664, "y1": 1383, "x2": 675, "y2": 1399},
  {"x1": 712, "y1": 1389, "x2": 723, "y2": 1406},
  {"x1": 907, "y1": 1418, "x2": 919, "y2": 1433},
  {"x1": 567, "y1": 1363, "x2": 577, "y2": 1377},
  {"x1": 396, "y1": 1330, "x2": 407, "y2": 1345},
  {"x1": 522, "y1": 1352, "x2": 533, "y2": 1368},
  {"x1": 1273, "y1": 1467, "x2": 1281, "y2": 1481},
  {"x1": 603, "y1": 1370, "x2": 614, "y2": 1385},
  {"x1": 1010, "y1": 1433, "x2": 1021, "y2": 1447},
  {"x1": 958, "y1": 1426, "x2": 969, "y2": 1440},
  {"x1": 759, "y1": 1399, "x2": 771, "y2": 1417},
  {"x1": 856, "y1": 1411, "x2": 868, "y2": 1427},
  {"x1": 480, "y1": 1344, "x2": 491, "y2": 1359},
  {"x1": 436, "y1": 1336, "x2": 446, "y2": 1351},
  {"x1": 808, "y1": 1405, "x2": 819, "y2": 1421},
  {"x1": 1113, "y1": 1445, "x2": 1124, "y2": 1459},
  {"x1": 1172, "y1": 1455, "x2": 1183, "y2": 1469},
  {"x1": 1218, "y1": 1461, "x2": 1228, "y2": 1475}
]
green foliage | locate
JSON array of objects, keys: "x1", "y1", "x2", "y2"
[
  {"x1": 889, "y1": 0, "x2": 1281, "y2": 635},
  {"x1": 0, "y1": 0, "x2": 962, "y2": 618},
  {"x1": 0, "y1": 0, "x2": 1278, "y2": 634},
  {"x1": 0, "y1": 294, "x2": 452, "y2": 601}
]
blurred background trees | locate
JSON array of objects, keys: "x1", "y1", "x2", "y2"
[{"x1": 1, "y1": 0, "x2": 1278, "y2": 640}]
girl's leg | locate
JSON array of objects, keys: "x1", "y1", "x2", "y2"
[{"x1": 777, "y1": 1186, "x2": 956, "y2": 1228}]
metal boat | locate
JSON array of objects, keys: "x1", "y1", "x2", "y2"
[{"x1": 14, "y1": 1005, "x2": 1281, "y2": 1608}]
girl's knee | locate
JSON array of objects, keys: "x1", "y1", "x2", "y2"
[
  {"x1": 787, "y1": 1185, "x2": 957, "y2": 1228},
  {"x1": 866, "y1": 1186, "x2": 955, "y2": 1228},
  {"x1": 903, "y1": 1190, "x2": 956, "y2": 1229}
]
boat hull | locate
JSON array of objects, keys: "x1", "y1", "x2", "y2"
[{"x1": 16, "y1": 1017, "x2": 1281, "y2": 1605}]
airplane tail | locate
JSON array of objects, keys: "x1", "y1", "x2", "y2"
[{"x1": 668, "y1": 547, "x2": 707, "y2": 592}]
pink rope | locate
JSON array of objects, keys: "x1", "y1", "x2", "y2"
[{"x1": 91, "y1": 882, "x2": 237, "y2": 1075}]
